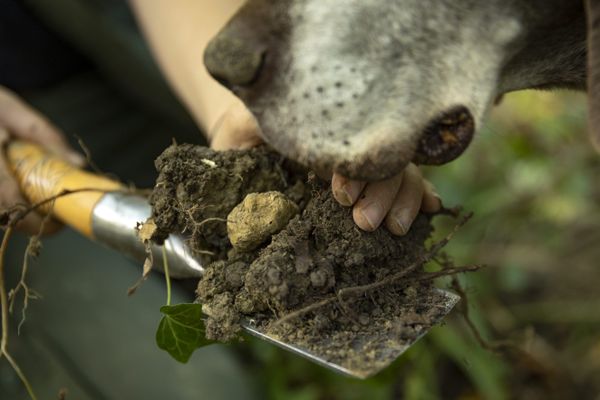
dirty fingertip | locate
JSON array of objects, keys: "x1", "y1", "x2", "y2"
[
  {"x1": 385, "y1": 213, "x2": 411, "y2": 236},
  {"x1": 422, "y1": 190, "x2": 442, "y2": 213},
  {"x1": 332, "y1": 175, "x2": 364, "y2": 206},
  {"x1": 353, "y1": 201, "x2": 382, "y2": 232},
  {"x1": 332, "y1": 186, "x2": 353, "y2": 206},
  {"x1": 331, "y1": 177, "x2": 353, "y2": 206},
  {"x1": 234, "y1": 137, "x2": 263, "y2": 150},
  {"x1": 15, "y1": 213, "x2": 45, "y2": 236}
]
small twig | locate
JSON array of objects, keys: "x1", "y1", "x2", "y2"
[
  {"x1": 417, "y1": 265, "x2": 483, "y2": 281},
  {"x1": 274, "y1": 297, "x2": 333, "y2": 326},
  {"x1": 75, "y1": 135, "x2": 103, "y2": 175},
  {"x1": 451, "y1": 277, "x2": 513, "y2": 354},
  {"x1": 162, "y1": 246, "x2": 171, "y2": 306},
  {"x1": 274, "y1": 214, "x2": 474, "y2": 327},
  {"x1": 9, "y1": 210, "x2": 52, "y2": 334},
  {"x1": 339, "y1": 213, "x2": 474, "y2": 300},
  {"x1": 0, "y1": 227, "x2": 13, "y2": 355},
  {"x1": 5, "y1": 352, "x2": 36, "y2": 399},
  {"x1": 8, "y1": 240, "x2": 42, "y2": 335},
  {"x1": 197, "y1": 217, "x2": 227, "y2": 228},
  {"x1": 0, "y1": 227, "x2": 38, "y2": 399},
  {"x1": 127, "y1": 245, "x2": 153, "y2": 297},
  {"x1": 435, "y1": 205, "x2": 463, "y2": 218},
  {"x1": 2, "y1": 188, "x2": 111, "y2": 229},
  {"x1": 196, "y1": 250, "x2": 216, "y2": 256}
]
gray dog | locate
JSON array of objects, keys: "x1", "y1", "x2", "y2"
[{"x1": 204, "y1": 0, "x2": 597, "y2": 181}]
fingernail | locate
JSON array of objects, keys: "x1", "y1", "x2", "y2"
[
  {"x1": 342, "y1": 183, "x2": 360, "y2": 205},
  {"x1": 336, "y1": 185, "x2": 353, "y2": 206},
  {"x1": 359, "y1": 202, "x2": 382, "y2": 231},
  {"x1": 394, "y1": 214, "x2": 411, "y2": 235},
  {"x1": 237, "y1": 138, "x2": 261, "y2": 149}
]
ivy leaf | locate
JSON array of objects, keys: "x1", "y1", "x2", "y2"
[{"x1": 156, "y1": 303, "x2": 213, "y2": 363}]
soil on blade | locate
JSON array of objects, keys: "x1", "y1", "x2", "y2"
[
  {"x1": 150, "y1": 144, "x2": 307, "y2": 259},
  {"x1": 150, "y1": 144, "x2": 452, "y2": 375}
]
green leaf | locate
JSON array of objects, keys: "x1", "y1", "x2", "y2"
[{"x1": 156, "y1": 303, "x2": 213, "y2": 363}]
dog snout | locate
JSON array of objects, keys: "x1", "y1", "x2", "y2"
[
  {"x1": 204, "y1": 34, "x2": 266, "y2": 88},
  {"x1": 413, "y1": 106, "x2": 475, "y2": 165}
]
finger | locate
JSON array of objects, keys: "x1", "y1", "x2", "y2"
[
  {"x1": 385, "y1": 164, "x2": 424, "y2": 235},
  {"x1": 352, "y1": 172, "x2": 404, "y2": 231},
  {"x1": 421, "y1": 179, "x2": 442, "y2": 213},
  {"x1": 331, "y1": 173, "x2": 366, "y2": 206},
  {"x1": 0, "y1": 181, "x2": 62, "y2": 236},
  {"x1": 0, "y1": 88, "x2": 84, "y2": 165},
  {"x1": 15, "y1": 212, "x2": 62, "y2": 236},
  {"x1": 210, "y1": 102, "x2": 263, "y2": 151},
  {"x1": 0, "y1": 127, "x2": 62, "y2": 235},
  {"x1": 0, "y1": 164, "x2": 41, "y2": 235},
  {"x1": 6, "y1": 198, "x2": 62, "y2": 235}
]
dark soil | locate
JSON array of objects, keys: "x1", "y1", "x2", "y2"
[
  {"x1": 150, "y1": 144, "x2": 454, "y2": 376},
  {"x1": 150, "y1": 144, "x2": 307, "y2": 259}
]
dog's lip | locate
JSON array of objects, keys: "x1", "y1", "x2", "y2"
[
  {"x1": 332, "y1": 153, "x2": 414, "y2": 181},
  {"x1": 260, "y1": 125, "x2": 417, "y2": 182}
]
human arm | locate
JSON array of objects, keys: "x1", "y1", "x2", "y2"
[{"x1": 0, "y1": 85, "x2": 84, "y2": 233}]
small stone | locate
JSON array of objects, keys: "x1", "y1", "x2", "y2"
[
  {"x1": 267, "y1": 267, "x2": 282, "y2": 285},
  {"x1": 312, "y1": 314, "x2": 331, "y2": 331},
  {"x1": 136, "y1": 218, "x2": 157, "y2": 243},
  {"x1": 404, "y1": 286, "x2": 418, "y2": 298},
  {"x1": 310, "y1": 269, "x2": 327, "y2": 287},
  {"x1": 227, "y1": 191, "x2": 299, "y2": 251},
  {"x1": 225, "y1": 262, "x2": 246, "y2": 288},
  {"x1": 201, "y1": 303, "x2": 213, "y2": 316},
  {"x1": 235, "y1": 290, "x2": 255, "y2": 314},
  {"x1": 358, "y1": 314, "x2": 370, "y2": 326}
]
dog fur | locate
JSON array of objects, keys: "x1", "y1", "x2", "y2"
[{"x1": 205, "y1": 0, "x2": 595, "y2": 180}]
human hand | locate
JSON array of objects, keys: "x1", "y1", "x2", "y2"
[
  {"x1": 208, "y1": 100, "x2": 441, "y2": 235},
  {"x1": 209, "y1": 99, "x2": 264, "y2": 151},
  {"x1": 0, "y1": 85, "x2": 85, "y2": 234},
  {"x1": 331, "y1": 165, "x2": 441, "y2": 235}
]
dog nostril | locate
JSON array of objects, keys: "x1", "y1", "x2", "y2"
[
  {"x1": 204, "y1": 34, "x2": 266, "y2": 88},
  {"x1": 413, "y1": 106, "x2": 475, "y2": 165}
]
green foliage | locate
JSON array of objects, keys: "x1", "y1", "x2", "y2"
[{"x1": 156, "y1": 303, "x2": 214, "y2": 363}]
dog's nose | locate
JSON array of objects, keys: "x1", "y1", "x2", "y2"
[
  {"x1": 413, "y1": 106, "x2": 475, "y2": 165},
  {"x1": 204, "y1": 34, "x2": 266, "y2": 89}
]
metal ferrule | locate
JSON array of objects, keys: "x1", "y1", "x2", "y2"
[{"x1": 91, "y1": 192, "x2": 203, "y2": 279}]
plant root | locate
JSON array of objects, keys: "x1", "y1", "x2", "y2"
[{"x1": 274, "y1": 213, "x2": 475, "y2": 327}]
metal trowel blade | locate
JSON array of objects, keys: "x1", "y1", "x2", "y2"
[{"x1": 241, "y1": 288, "x2": 460, "y2": 379}]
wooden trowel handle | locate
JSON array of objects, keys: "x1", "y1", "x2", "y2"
[{"x1": 6, "y1": 141, "x2": 123, "y2": 238}]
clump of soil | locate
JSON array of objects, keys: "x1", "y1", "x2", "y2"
[
  {"x1": 150, "y1": 144, "x2": 307, "y2": 260},
  {"x1": 151, "y1": 144, "x2": 455, "y2": 376},
  {"x1": 227, "y1": 191, "x2": 299, "y2": 251}
]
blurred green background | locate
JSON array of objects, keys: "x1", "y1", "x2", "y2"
[{"x1": 238, "y1": 90, "x2": 600, "y2": 400}]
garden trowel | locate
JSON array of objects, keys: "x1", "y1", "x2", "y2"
[{"x1": 6, "y1": 141, "x2": 459, "y2": 379}]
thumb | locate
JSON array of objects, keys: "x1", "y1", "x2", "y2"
[
  {"x1": 0, "y1": 87, "x2": 85, "y2": 166},
  {"x1": 210, "y1": 102, "x2": 263, "y2": 151}
]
